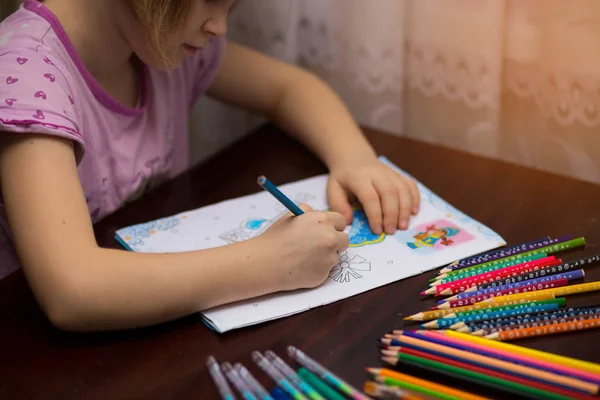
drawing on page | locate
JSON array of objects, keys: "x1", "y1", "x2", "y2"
[
  {"x1": 394, "y1": 218, "x2": 474, "y2": 255},
  {"x1": 329, "y1": 250, "x2": 372, "y2": 283},
  {"x1": 219, "y1": 193, "x2": 316, "y2": 244},
  {"x1": 346, "y1": 209, "x2": 386, "y2": 247},
  {"x1": 118, "y1": 215, "x2": 185, "y2": 250}
]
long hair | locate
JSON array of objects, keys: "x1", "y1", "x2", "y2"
[{"x1": 126, "y1": 0, "x2": 195, "y2": 69}]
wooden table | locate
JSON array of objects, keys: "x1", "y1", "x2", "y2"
[{"x1": 1, "y1": 124, "x2": 600, "y2": 399}]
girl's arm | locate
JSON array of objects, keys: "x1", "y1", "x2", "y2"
[
  {"x1": 206, "y1": 42, "x2": 373, "y2": 171},
  {"x1": 0, "y1": 134, "x2": 344, "y2": 332},
  {"x1": 207, "y1": 42, "x2": 420, "y2": 235}
]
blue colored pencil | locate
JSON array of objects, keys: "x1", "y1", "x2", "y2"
[
  {"x1": 271, "y1": 387, "x2": 293, "y2": 400},
  {"x1": 460, "y1": 305, "x2": 600, "y2": 333},
  {"x1": 257, "y1": 176, "x2": 304, "y2": 216},
  {"x1": 421, "y1": 302, "x2": 562, "y2": 329}
]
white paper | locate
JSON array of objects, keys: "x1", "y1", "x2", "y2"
[{"x1": 115, "y1": 157, "x2": 505, "y2": 333}]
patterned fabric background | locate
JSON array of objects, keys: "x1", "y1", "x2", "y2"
[{"x1": 2, "y1": 0, "x2": 599, "y2": 184}]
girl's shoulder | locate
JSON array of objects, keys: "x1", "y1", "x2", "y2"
[{"x1": 0, "y1": 4, "x2": 83, "y2": 160}]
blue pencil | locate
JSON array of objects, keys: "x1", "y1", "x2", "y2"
[
  {"x1": 421, "y1": 302, "x2": 561, "y2": 329},
  {"x1": 438, "y1": 269, "x2": 585, "y2": 304},
  {"x1": 257, "y1": 176, "x2": 304, "y2": 216},
  {"x1": 270, "y1": 387, "x2": 293, "y2": 400}
]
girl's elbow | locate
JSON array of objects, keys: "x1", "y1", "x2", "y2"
[{"x1": 35, "y1": 273, "x2": 94, "y2": 332}]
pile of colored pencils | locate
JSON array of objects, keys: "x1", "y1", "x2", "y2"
[
  {"x1": 374, "y1": 329, "x2": 600, "y2": 399},
  {"x1": 409, "y1": 235, "x2": 600, "y2": 341}
]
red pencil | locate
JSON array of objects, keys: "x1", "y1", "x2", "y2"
[
  {"x1": 427, "y1": 259, "x2": 561, "y2": 296},
  {"x1": 432, "y1": 278, "x2": 569, "y2": 310}
]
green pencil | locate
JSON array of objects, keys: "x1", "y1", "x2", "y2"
[
  {"x1": 433, "y1": 238, "x2": 585, "y2": 285},
  {"x1": 297, "y1": 368, "x2": 346, "y2": 400},
  {"x1": 429, "y1": 252, "x2": 546, "y2": 283},
  {"x1": 436, "y1": 253, "x2": 548, "y2": 283},
  {"x1": 382, "y1": 352, "x2": 573, "y2": 400},
  {"x1": 444, "y1": 298, "x2": 565, "y2": 318},
  {"x1": 373, "y1": 376, "x2": 461, "y2": 400}
]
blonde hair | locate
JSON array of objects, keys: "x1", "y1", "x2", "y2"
[{"x1": 127, "y1": 0, "x2": 195, "y2": 69}]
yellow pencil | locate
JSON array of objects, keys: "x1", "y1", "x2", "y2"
[
  {"x1": 404, "y1": 293, "x2": 555, "y2": 321},
  {"x1": 479, "y1": 281, "x2": 600, "y2": 305},
  {"x1": 442, "y1": 330, "x2": 600, "y2": 375}
]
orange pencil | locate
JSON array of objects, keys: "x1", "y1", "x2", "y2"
[
  {"x1": 404, "y1": 293, "x2": 555, "y2": 321},
  {"x1": 479, "y1": 281, "x2": 600, "y2": 305},
  {"x1": 382, "y1": 335, "x2": 599, "y2": 395},
  {"x1": 363, "y1": 381, "x2": 428, "y2": 400},
  {"x1": 486, "y1": 316, "x2": 600, "y2": 341},
  {"x1": 367, "y1": 368, "x2": 489, "y2": 400}
]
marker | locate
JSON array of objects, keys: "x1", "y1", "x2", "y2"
[
  {"x1": 257, "y1": 176, "x2": 304, "y2": 216},
  {"x1": 222, "y1": 362, "x2": 259, "y2": 400},
  {"x1": 265, "y1": 351, "x2": 325, "y2": 400},
  {"x1": 252, "y1": 351, "x2": 308, "y2": 400},
  {"x1": 287, "y1": 346, "x2": 370, "y2": 400},
  {"x1": 207, "y1": 356, "x2": 237, "y2": 400},
  {"x1": 235, "y1": 363, "x2": 274, "y2": 400}
]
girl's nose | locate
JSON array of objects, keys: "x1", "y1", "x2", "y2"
[{"x1": 203, "y1": 15, "x2": 228, "y2": 37}]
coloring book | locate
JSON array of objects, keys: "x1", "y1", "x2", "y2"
[{"x1": 115, "y1": 157, "x2": 505, "y2": 333}]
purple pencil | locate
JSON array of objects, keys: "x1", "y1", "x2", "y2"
[
  {"x1": 440, "y1": 269, "x2": 585, "y2": 303},
  {"x1": 439, "y1": 236, "x2": 572, "y2": 274}
]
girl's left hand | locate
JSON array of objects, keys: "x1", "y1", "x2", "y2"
[{"x1": 327, "y1": 158, "x2": 420, "y2": 235}]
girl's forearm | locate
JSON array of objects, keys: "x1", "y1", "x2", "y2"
[
  {"x1": 48, "y1": 239, "x2": 276, "y2": 332},
  {"x1": 271, "y1": 71, "x2": 377, "y2": 170}
]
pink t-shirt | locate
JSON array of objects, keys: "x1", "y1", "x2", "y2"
[{"x1": 0, "y1": 0, "x2": 226, "y2": 279}]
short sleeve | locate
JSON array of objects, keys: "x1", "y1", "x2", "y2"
[
  {"x1": 190, "y1": 36, "x2": 227, "y2": 102},
  {"x1": 0, "y1": 50, "x2": 83, "y2": 159}
]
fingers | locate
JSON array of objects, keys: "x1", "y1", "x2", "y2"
[
  {"x1": 297, "y1": 203, "x2": 313, "y2": 213},
  {"x1": 403, "y1": 175, "x2": 421, "y2": 215},
  {"x1": 387, "y1": 176, "x2": 411, "y2": 230},
  {"x1": 372, "y1": 176, "x2": 400, "y2": 234},
  {"x1": 337, "y1": 231, "x2": 350, "y2": 251},
  {"x1": 325, "y1": 211, "x2": 348, "y2": 231},
  {"x1": 347, "y1": 180, "x2": 383, "y2": 235},
  {"x1": 327, "y1": 179, "x2": 353, "y2": 224}
]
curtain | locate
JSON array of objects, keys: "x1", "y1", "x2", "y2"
[{"x1": 192, "y1": 0, "x2": 600, "y2": 186}]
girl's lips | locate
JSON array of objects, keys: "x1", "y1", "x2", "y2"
[{"x1": 183, "y1": 44, "x2": 200, "y2": 55}]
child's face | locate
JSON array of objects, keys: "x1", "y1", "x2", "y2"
[{"x1": 123, "y1": 0, "x2": 236, "y2": 70}]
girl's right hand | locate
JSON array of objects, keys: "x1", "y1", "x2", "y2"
[{"x1": 254, "y1": 204, "x2": 349, "y2": 291}]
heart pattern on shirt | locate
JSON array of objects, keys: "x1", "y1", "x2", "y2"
[
  {"x1": 34, "y1": 91, "x2": 47, "y2": 100},
  {"x1": 17, "y1": 57, "x2": 28, "y2": 65},
  {"x1": 6, "y1": 77, "x2": 18, "y2": 85},
  {"x1": 33, "y1": 110, "x2": 45, "y2": 120},
  {"x1": 43, "y1": 73, "x2": 56, "y2": 83},
  {"x1": 4, "y1": 98, "x2": 16, "y2": 106}
]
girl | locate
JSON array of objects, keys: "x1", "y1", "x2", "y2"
[{"x1": 0, "y1": 0, "x2": 419, "y2": 332}]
